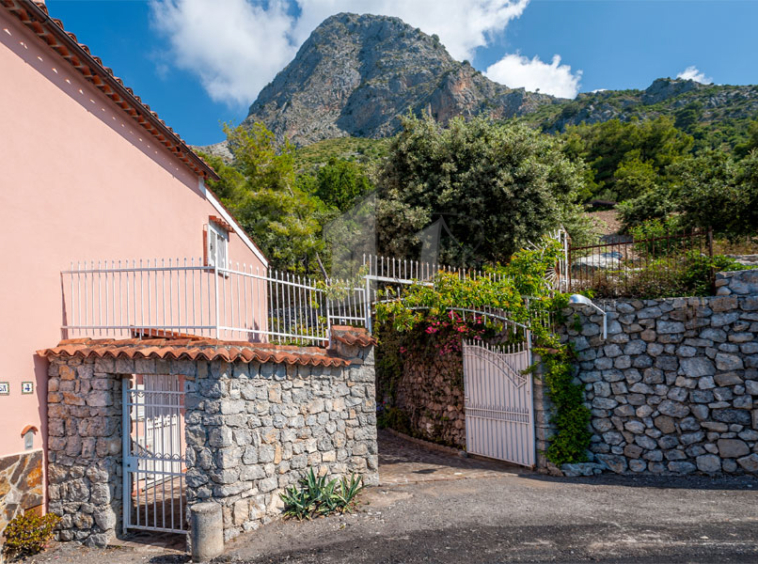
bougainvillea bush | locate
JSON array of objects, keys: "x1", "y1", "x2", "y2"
[{"x1": 375, "y1": 239, "x2": 592, "y2": 466}]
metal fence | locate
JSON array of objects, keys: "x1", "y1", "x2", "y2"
[
  {"x1": 567, "y1": 229, "x2": 713, "y2": 297},
  {"x1": 61, "y1": 232, "x2": 567, "y2": 344},
  {"x1": 61, "y1": 259, "x2": 368, "y2": 344}
]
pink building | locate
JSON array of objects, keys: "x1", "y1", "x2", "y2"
[{"x1": 0, "y1": 0, "x2": 268, "y2": 535}]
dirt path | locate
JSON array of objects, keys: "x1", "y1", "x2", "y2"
[{"x1": 26, "y1": 431, "x2": 758, "y2": 564}]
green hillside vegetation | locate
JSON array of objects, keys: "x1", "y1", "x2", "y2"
[
  {"x1": 201, "y1": 108, "x2": 758, "y2": 274},
  {"x1": 516, "y1": 82, "x2": 758, "y2": 154}
]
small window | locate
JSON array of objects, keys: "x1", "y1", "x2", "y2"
[{"x1": 206, "y1": 221, "x2": 229, "y2": 270}]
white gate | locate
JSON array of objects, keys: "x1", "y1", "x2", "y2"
[
  {"x1": 122, "y1": 374, "x2": 187, "y2": 534},
  {"x1": 463, "y1": 340, "x2": 535, "y2": 467}
]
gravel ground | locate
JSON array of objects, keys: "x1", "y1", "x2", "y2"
[{"x1": 26, "y1": 432, "x2": 758, "y2": 564}]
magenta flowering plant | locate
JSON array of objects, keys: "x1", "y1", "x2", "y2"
[{"x1": 374, "y1": 238, "x2": 564, "y2": 350}]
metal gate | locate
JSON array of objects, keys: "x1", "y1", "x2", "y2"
[
  {"x1": 122, "y1": 374, "x2": 187, "y2": 534},
  {"x1": 463, "y1": 340, "x2": 535, "y2": 467}
]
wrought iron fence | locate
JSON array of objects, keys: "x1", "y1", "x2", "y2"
[{"x1": 567, "y1": 229, "x2": 714, "y2": 298}]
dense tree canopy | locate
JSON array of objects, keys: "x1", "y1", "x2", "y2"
[
  {"x1": 562, "y1": 116, "x2": 693, "y2": 201},
  {"x1": 205, "y1": 124, "x2": 331, "y2": 274},
  {"x1": 203, "y1": 114, "x2": 758, "y2": 275},
  {"x1": 376, "y1": 115, "x2": 592, "y2": 267}
]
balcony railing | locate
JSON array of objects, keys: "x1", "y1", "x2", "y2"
[{"x1": 61, "y1": 259, "x2": 369, "y2": 344}]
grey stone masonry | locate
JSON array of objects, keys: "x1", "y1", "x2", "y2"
[
  {"x1": 43, "y1": 327, "x2": 377, "y2": 547},
  {"x1": 46, "y1": 358, "x2": 123, "y2": 547},
  {"x1": 716, "y1": 269, "x2": 758, "y2": 296},
  {"x1": 562, "y1": 279, "x2": 758, "y2": 476},
  {"x1": 185, "y1": 340, "x2": 378, "y2": 541}
]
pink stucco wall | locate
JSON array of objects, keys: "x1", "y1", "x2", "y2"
[{"x1": 0, "y1": 11, "x2": 266, "y2": 458}]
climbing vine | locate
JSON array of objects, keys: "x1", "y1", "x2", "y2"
[{"x1": 375, "y1": 239, "x2": 591, "y2": 466}]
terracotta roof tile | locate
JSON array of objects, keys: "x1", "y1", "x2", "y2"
[
  {"x1": 37, "y1": 336, "x2": 349, "y2": 368},
  {"x1": 331, "y1": 326, "x2": 377, "y2": 347},
  {"x1": 3, "y1": 1, "x2": 218, "y2": 181}
]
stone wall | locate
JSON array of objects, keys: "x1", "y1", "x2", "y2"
[
  {"x1": 185, "y1": 342, "x2": 378, "y2": 541},
  {"x1": 0, "y1": 449, "x2": 44, "y2": 543},
  {"x1": 563, "y1": 287, "x2": 758, "y2": 475},
  {"x1": 43, "y1": 329, "x2": 377, "y2": 547},
  {"x1": 46, "y1": 358, "x2": 124, "y2": 546},
  {"x1": 716, "y1": 269, "x2": 758, "y2": 296},
  {"x1": 383, "y1": 346, "x2": 466, "y2": 448}
]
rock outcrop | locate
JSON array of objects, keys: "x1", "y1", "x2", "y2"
[{"x1": 243, "y1": 13, "x2": 556, "y2": 145}]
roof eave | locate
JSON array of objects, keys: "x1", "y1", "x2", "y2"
[{"x1": 8, "y1": 0, "x2": 220, "y2": 182}]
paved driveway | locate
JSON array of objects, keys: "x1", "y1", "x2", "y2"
[{"x1": 30, "y1": 430, "x2": 758, "y2": 564}]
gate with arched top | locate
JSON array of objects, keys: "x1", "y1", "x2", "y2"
[{"x1": 462, "y1": 340, "x2": 535, "y2": 467}]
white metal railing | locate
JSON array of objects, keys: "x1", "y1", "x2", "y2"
[
  {"x1": 62, "y1": 259, "x2": 368, "y2": 344},
  {"x1": 62, "y1": 238, "x2": 566, "y2": 343}
]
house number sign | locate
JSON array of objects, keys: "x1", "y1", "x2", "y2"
[
  {"x1": 0, "y1": 382, "x2": 8, "y2": 395},
  {"x1": 21, "y1": 382, "x2": 34, "y2": 394}
]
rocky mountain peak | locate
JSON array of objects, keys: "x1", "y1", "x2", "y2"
[
  {"x1": 642, "y1": 77, "x2": 707, "y2": 105},
  {"x1": 242, "y1": 13, "x2": 555, "y2": 145}
]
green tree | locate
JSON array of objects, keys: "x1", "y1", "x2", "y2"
[
  {"x1": 675, "y1": 151, "x2": 742, "y2": 235},
  {"x1": 733, "y1": 150, "x2": 758, "y2": 233},
  {"x1": 613, "y1": 157, "x2": 659, "y2": 202},
  {"x1": 735, "y1": 120, "x2": 758, "y2": 158},
  {"x1": 377, "y1": 114, "x2": 592, "y2": 266},
  {"x1": 312, "y1": 157, "x2": 373, "y2": 212},
  {"x1": 208, "y1": 123, "x2": 331, "y2": 274},
  {"x1": 563, "y1": 116, "x2": 693, "y2": 201}
]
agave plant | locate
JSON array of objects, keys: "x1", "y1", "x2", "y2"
[
  {"x1": 336, "y1": 474, "x2": 365, "y2": 512},
  {"x1": 280, "y1": 470, "x2": 366, "y2": 520},
  {"x1": 280, "y1": 483, "x2": 314, "y2": 521}
]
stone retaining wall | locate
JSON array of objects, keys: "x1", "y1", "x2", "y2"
[
  {"x1": 562, "y1": 288, "x2": 758, "y2": 476},
  {"x1": 44, "y1": 330, "x2": 377, "y2": 547},
  {"x1": 383, "y1": 345, "x2": 466, "y2": 448},
  {"x1": 185, "y1": 343, "x2": 377, "y2": 541},
  {"x1": 716, "y1": 269, "x2": 758, "y2": 296}
]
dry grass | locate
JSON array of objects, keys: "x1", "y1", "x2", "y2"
[
  {"x1": 586, "y1": 209, "x2": 622, "y2": 236},
  {"x1": 712, "y1": 236, "x2": 758, "y2": 256}
]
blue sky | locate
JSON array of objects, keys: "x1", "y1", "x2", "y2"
[{"x1": 47, "y1": 0, "x2": 758, "y2": 146}]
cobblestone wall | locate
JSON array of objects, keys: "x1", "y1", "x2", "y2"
[
  {"x1": 46, "y1": 358, "x2": 123, "y2": 547},
  {"x1": 44, "y1": 330, "x2": 377, "y2": 547},
  {"x1": 185, "y1": 345, "x2": 378, "y2": 541},
  {"x1": 562, "y1": 286, "x2": 758, "y2": 476}
]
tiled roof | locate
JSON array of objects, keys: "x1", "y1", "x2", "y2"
[
  {"x1": 330, "y1": 326, "x2": 377, "y2": 347},
  {"x1": 2, "y1": 0, "x2": 219, "y2": 181},
  {"x1": 37, "y1": 337, "x2": 350, "y2": 367}
]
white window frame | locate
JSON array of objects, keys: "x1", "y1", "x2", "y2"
[{"x1": 207, "y1": 221, "x2": 229, "y2": 271}]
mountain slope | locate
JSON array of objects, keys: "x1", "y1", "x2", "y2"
[
  {"x1": 519, "y1": 79, "x2": 758, "y2": 147},
  {"x1": 242, "y1": 13, "x2": 557, "y2": 146}
]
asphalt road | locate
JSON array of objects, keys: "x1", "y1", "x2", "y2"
[
  {"x1": 223, "y1": 472, "x2": 758, "y2": 564},
  {"x1": 29, "y1": 432, "x2": 758, "y2": 564}
]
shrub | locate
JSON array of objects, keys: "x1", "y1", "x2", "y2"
[
  {"x1": 280, "y1": 470, "x2": 364, "y2": 521},
  {"x1": 587, "y1": 252, "x2": 748, "y2": 299},
  {"x1": 3, "y1": 511, "x2": 60, "y2": 558}
]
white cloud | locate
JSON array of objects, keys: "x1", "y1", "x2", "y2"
[
  {"x1": 149, "y1": 0, "x2": 532, "y2": 107},
  {"x1": 149, "y1": 0, "x2": 297, "y2": 106},
  {"x1": 485, "y1": 53, "x2": 582, "y2": 99},
  {"x1": 292, "y1": 0, "x2": 531, "y2": 62},
  {"x1": 676, "y1": 66, "x2": 713, "y2": 85}
]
